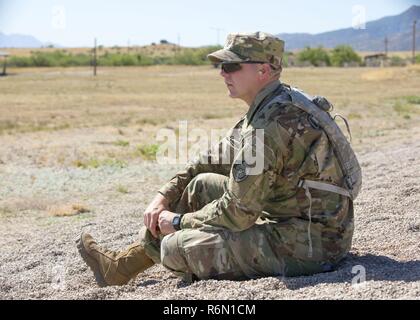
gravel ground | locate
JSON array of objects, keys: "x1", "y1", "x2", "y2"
[{"x1": 0, "y1": 127, "x2": 419, "y2": 300}]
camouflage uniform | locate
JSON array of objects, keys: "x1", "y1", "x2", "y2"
[
  {"x1": 138, "y1": 33, "x2": 354, "y2": 282},
  {"x1": 78, "y1": 32, "x2": 355, "y2": 285}
]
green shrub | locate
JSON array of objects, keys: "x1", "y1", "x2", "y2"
[
  {"x1": 8, "y1": 56, "x2": 33, "y2": 67},
  {"x1": 74, "y1": 158, "x2": 127, "y2": 169},
  {"x1": 390, "y1": 56, "x2": 406, "y2": 67},
  {"x1": 136, "y1": 144, "x2": 160, "y2": 160},
  {"x1": 297, "y1": 46, "x2": 331, "y2": 66},
  {"x1": 116, "y1": 184, "x2": 129, "y2": 193},
  {"x1": 405, "y1": 95, "x2": 420, "y2": 104},
  {"x1": 282, "y1": 52, "x2": 293, "y2": 67},
  {"x1": 113, "y1": 140, "x2": 130, "y2": 147},
  {"x1": 8, "y1": 50, "x2": 92, "y2": 67},
  {"x1": 330, "y1": 45, "x2": 361, "y2": 66},
  {"x1": 8, "y1": 45, "x2": 223, "y2": 68}
]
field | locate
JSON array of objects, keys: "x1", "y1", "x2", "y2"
[
  {"x1": 2, "y1": 44, "x2": 181, "y2": 57},
  {"x1": 3, "y1": 46, "x2": 414, "y2": 58},
  {"x1": 0, "y1": 65, "x2": 419, "y2": 299}
]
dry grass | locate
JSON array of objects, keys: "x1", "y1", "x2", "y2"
[
  {"x1": 0, "y1": 65, "x2": 240, "y2": 135},
  {"x1": 0, "y1": 197, "x2": 49, "y2": 214},
  {"x1": 3, "y1": 47, "x2": 412, "y2": 59},
  {"x1": 0, "y1": 44, "x2": 181, "y2": 58},
  {"x1": 360, "y1": 68, "x2": 397, "y2": 80},
  {"x1": 47, "y1": 203, "x2": 90, "y2": 217},
  {"x1": 0, "y1": 64, "x2": 419, "y2": 167}
]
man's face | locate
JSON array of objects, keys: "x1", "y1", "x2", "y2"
[{"x1": 220, "y1": 63, "x2": 260, "y2": 100}]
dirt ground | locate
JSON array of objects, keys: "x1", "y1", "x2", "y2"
[{"x1": 0, "y1": 66, "x2": 419, "y2": 299}]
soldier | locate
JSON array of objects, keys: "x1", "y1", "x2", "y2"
[{"x1": 77, "y1": 31, "x2": 360, "y2": 286}]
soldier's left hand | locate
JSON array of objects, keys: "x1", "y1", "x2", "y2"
[{"x1": 158, "y1": 210, "x2": 177, "y2": 235}]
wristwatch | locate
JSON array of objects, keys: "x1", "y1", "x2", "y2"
[{"x1": 172, "y1": 214, "x2": 182, "y2": 231}]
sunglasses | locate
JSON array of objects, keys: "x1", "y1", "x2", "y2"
[{"x1": 221, "y1": 61, "x2": 266, "y2": 74}]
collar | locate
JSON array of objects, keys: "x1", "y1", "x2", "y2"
[{"x1": 245, "y1": 80, "x2": 282, "y2": 126}]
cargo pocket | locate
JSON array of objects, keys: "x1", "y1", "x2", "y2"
[{"x1": 290, "y1": 218, "x2": 324, "y2": 261}]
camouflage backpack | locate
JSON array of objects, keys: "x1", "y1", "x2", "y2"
[{"x1": 268, "y1": 85, "x2": 362, "y2": 201}]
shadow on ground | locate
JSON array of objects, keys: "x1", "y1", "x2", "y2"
[
  {"x1": 156, "y1": 253, "x2": 420, "y2": 290},
  {"x1": 282, "y1": 253, "x2": 420, "y2": 290}
]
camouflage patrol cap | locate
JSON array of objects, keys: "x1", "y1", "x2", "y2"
[{"x1": 208, "y1": 31, "x2": 284, "y2": 67}]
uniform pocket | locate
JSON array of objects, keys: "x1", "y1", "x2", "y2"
[{"x1": 276, "y1": 218, "x2": 324, "y2": 261}]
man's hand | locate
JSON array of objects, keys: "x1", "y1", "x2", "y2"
[
  {"x1": 158, "y1": 210, "x2": 179, "y2": 236},
  {"x1": 143, "y1": 193, "x2": 169, "y2": 238}
]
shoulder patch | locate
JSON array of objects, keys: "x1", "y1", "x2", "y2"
[{"x1": 232, "y1": 162, "x2": 248, "y2": 182}]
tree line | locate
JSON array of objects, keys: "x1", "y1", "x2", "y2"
[{"x1": 6, "y1": 45, "x2": 420, "y2": 67}]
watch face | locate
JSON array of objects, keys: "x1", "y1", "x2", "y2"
[{"x1": 172, "y1": 215, "x2": 181, "y2": 230}]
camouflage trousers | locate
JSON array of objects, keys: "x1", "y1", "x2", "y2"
[{"x1": 139, "y1": 173, "x2": 335, "y2": 282}]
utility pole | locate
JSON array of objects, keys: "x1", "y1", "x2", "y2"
[
  {"x1": 384, "y1": 36, "x2": 388, "y2": 57},
  {"x1": 210, "y1": 27, "x2": 224, "y2": 45},
  {"x1": 93, "y1": 38, "x2": 97, "y2": 76},
  {"x1": 1, "y1": 54, "x2": 8, "y2": 76},
  {"x1": 413, "y1": 20, "x2": 417, "y2": 64}
]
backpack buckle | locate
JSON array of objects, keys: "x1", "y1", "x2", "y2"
[{"x1": 345, "y1": 176, "x2": 354, "y2": 189}]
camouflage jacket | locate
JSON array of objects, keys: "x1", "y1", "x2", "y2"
[{"x1": 159, "y1": 80, "x2": 354, "y2": 262}]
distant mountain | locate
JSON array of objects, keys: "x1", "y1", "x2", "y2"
[
  {"x1": 277, "y1": 5, "x2": 420, "y2": 51},
  {"x1": 0, "y1": 32, "x2": 45, "y2": 48}
]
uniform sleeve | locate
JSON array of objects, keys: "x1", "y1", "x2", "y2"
[
  {"x1": 180, "y1": 132, "x2": 281, "y2": 232},
  {"x1": 158, "y1": 121, "x2": 243, "y2": 204}
]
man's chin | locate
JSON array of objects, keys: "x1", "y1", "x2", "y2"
[{"x1": 227, "y1": 89, "x2": 238, "y2": 98}]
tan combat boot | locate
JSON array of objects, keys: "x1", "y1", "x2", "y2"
[{"x1": 77, "y1": 232, "x2": 155, "y2": 287}]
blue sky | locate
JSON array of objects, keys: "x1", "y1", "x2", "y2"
[{"x1": 0, "y1": 0, "x2": 418, "y2": 47}]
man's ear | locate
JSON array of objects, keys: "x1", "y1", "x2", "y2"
[{"x1": 258, "y1": 64, "x2": 270, "y2": 79}]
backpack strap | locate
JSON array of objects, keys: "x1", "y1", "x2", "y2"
[
  {"x1": 268, "y1": 94, "x2": 353, "y2": 199},
  {"x1": 267, "y1": 86, "x2": 362, "y2": 200},
  {"x1": 298, "y1": 179, "x2": 351, "y2": 198},
  {"x1": 296, "y1": 179, "x2": 351, "y2": 259},
  {"x1": 300, "y1": 180, "x2": 314, "y2": 258}
]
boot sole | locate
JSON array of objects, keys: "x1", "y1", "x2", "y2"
[{"x1": 76, "y1": 234, "x2": 108, "y2": 287}]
